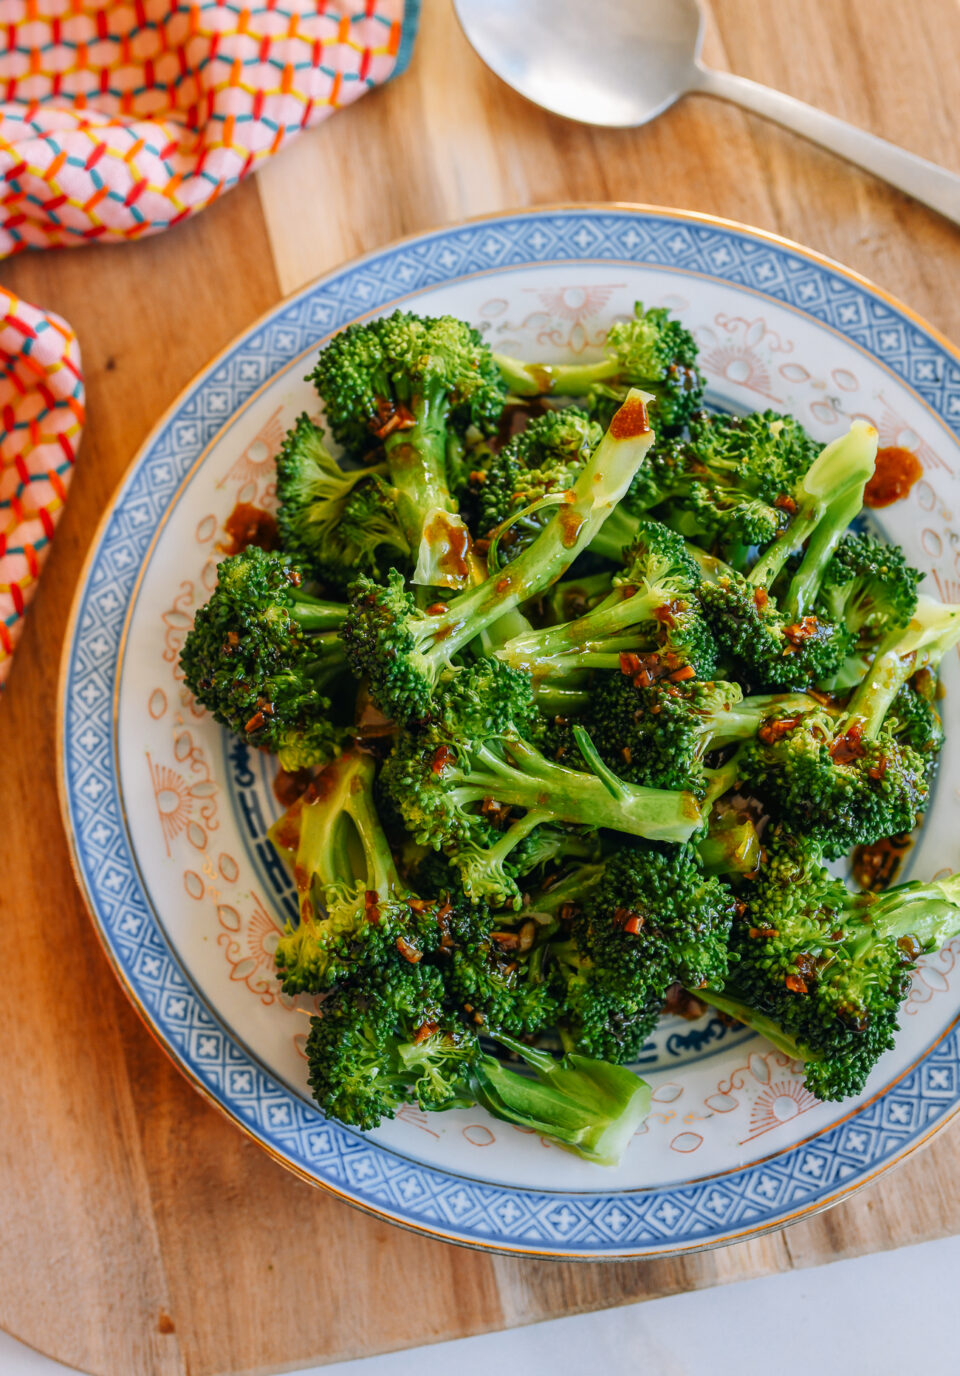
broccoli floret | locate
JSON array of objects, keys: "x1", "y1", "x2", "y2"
[
  {"x1": 741, "y1": 594, "x2": 960, "y2": 856},
  {"x1": 269, "y1": 751, "x2": 442, "y2": 995},
  {"x1": 684, "y1": 409, "x2": 820, "y2": 506},
  {"x1": 817, "y1": 530, "x2": 921, "y2": 648},
  {"x1": 495, "y1": 519, "x2": 718, "y2": 682},
  {"x1": 494, "y1": 302, "x2": 704, "y2": 433},
  {"x1": 445, "y1": 905, "x2": 559, "y2": 1037},
  {"x1": 306, "y1": 965, "x2": 479, "y2": 1127},
  {"x1": 310, "y1": 311, "x2": 504, "y2": 588},
  {"x1": 275, "y1": 413, "x2": 410, "y2": 590},
  {"x1": 306, "y1": 959, "x2": 651, "y2": 1163},
  {"x1": 470, "y1": 406, "x2": 603, "y2": 540},
  {"x1": 342, "y1": 391, "x2": 657, "y2": 721},
  {"x1": 572, "y1": 673, "x2": 819, "y2": 794},
  {"x1": 551, "y1": 847, "x2": 736, "y2": 1062},
  {"x1": 742, "y1": 710, "x2": 928, "y2": 862},
  {"x1": 700, "y1": 830, "x2": 960, "y2": 1100},
  {"x1": 694, "y1": 421, "x2": 879, "y2": 689},
  {"x1": 886, "y1": 681, "x2": 944, "y2": 756},
  {"x1": 383, "y1": 659, "x2": 705, "y2": 908},
  {"x1": 699, "y1": 567, "x2": 854, "y2": 689},
  {"x1": 603, "y1": 409, "x2": 822, "y2": 567},
  {"x1": 179, "y1": 546, "x2": 350, "y2": 770}
]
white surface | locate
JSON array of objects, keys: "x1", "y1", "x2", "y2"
[{"x1": 3, "y1": 1232, "x2": 958, "y2": 1375}]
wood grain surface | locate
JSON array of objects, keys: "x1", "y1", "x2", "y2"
[{"x1": 2, "y1": 2, "x2": 960, "y2": 1373}]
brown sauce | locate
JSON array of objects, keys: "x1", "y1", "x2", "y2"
[
  {"x1": 662, "y1": 984, "x2": 708, "y2": 1021},
  {"x1": 496, "y1": 398, "x2": 551, "y2": 446},
  {"x1": 557, "y1": 504, "x2": 585, "y2": 548},
  {"x1": 421, "y1": 511, "x2": 471, "y2": 584},
  {"x1": 609, "y1": 395, "x2": 650, "y2": 439},
  {"x1": 221, "y1": 502, "x2": 278, "y2": 554},
  {"x1": 526, "y1": 364, "x2": 556, "y2": 394},
  {"x1": 864, "y1": 446, "x2": 923, "y2": 508},
  {"x1": 829, "y1": 723, "x2": 866, "y2": 765},
  {"x1": 269, "y1": 801, "x2": 303, "y2": 856},
  {"x1": 852, "y1": 833, "x2": 915, "y2": 891},
  {"x1": 272, "y1": 767, "x2": 313, "y2": 808}
]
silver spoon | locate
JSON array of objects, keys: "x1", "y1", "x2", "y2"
[{"x1": 453, "y1": 0, "x2": 960, "y2": 228}]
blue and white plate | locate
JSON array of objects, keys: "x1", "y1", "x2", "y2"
[{"x1": 58, "y1": 206, "x2": 960, "y2": 1258}]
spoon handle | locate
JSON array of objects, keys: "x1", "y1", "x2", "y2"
[{"x1": 695, "y1": 64, "x2": 960, "y2": 228}]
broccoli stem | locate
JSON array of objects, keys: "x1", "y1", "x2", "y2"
[
  {"x1": 413, "y1": 390, "x2": 656, "y2": 677},
  {"x1": 273, "y1": 753, "x2": 404, "y2": 908},
  {"x1": 524, "y1": 864, "x2": 606, "y2": 920},
  {"x1": 748, "y1": 422, "x2": 877, "y2": 611},
  {"x1": 456, "y1": 807, "x2": 553, "y2": 902},
  {"x1": 290, "y1": 595, "x2": 350, "y2": 633},
  {"x1": 473, "y1": 1032, "x2": 651, "y2": 1166},
  {"x1": 493, "y1": 353, "x2": 624, "y2": 398},
  {"x1": 700, "y1": 751, "x2": 744, "y2": 811},
  {"x1": 696, "y1": 810, "x2": 761, "y2": 876},
  {"x1": 852, "y1": 872, "x2": 960, "y2": 956},
  {"x1": 707, "y1": 693, "x2": 821, "y2": 748},
  {"x1": 495, "y1": 585, "x2": 668, "y2": 677},
  {"x1": 383, "y1": 384, "x2": 456, "y2": 541},
  {"x1": 463, "y1": 735, "x2": 703, "y2": 842},
  {"x1": 694, "y1": 989, "x2": 814, "y2": 1063},
  {"x1": 844, "y1": 596, "x2": 960, "y2": 740},
  {"x1": 533, "y1": 683, "x2": 592, "y2": 713},
  {"x1": 300, "y1": 633, "x2": 349, "y2": 689},
  {"x1": 590, "y1": 505, "x2": 643, "y2": 562}
]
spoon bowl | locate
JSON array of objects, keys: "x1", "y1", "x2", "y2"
[{"x1": 453, "y1": 0, "x2": 703, "y2": 129}]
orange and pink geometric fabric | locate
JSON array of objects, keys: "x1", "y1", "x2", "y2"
[{"x1": 0, "y1": 0, "x2": 418, "y2": 686}]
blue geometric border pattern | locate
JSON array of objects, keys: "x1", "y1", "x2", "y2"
[{"x1": 61, "y1": 208, "x2": 960, "y2": 1257}]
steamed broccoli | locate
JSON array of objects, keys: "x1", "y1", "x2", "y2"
[
  {"x1": 342, "y1": 390, "x2": 657, "y2": 721},
  {"x1": 305, "y1": 965, "x2": 478, "y2": 1128},
  {"x1": 695, "y1": 421, "x2": 879, "y2": 688},
  {"x1": 383, "y1": 660, "x2": 705, "y2": 908},
  {"x1": 469, "y1": 406, "x2": 821, "y2": 570},
  {"x1": 588, "y1": 408, "x2": 823, "y2": 567},
  {"x1": 568, "y1": 673, "x2": 820, "y2": 795},
  {"x1": 269, "y1": 751, "x2": 440, "y2": 995},
  {"x1": 273, "y1": 741, "x2": 651, "y2": 1164},
  {"x1": 471, "y1": 406, "x2": 603, "y2": 542},
  {"x1": 275, "y1": 413, "x2": 410, "y2": 590},
  {"x1": 310, "y1": 311, "x2": 504, "y2": 588},
  {"x1": 180, "y1": 545, "x2": 350, "y2": 770},
  {"x1": 742, "y1": 594, "x2": 960, "y2": 856},
  {"x1": 309, "y1": 974, "x2": 652, "y2": 1166},
  {"x1": 817, "y1": 530, "x2": 921, "y2": 648},
  {"x1": 700, "y1": 830, "x2": 960, "y2": 1100},
  {"x1": 886, "y1": 680, "x2": 944, "y2": 756},
  {"x1": 175, "y1": 304, "x2": 958, "y2": 1145},
  {"x1": 493, "y1": 302, "x2": 704, "y2": 433},
  {"x1": 293, "y1": 902, "x2": 652, "y2": 1160},
  {"x1": 651, "y1": 409, "x2": 822, "y2": 565},
  {"x1": 471, "y1": 1034, "x2": 652, "y2": 1166},
  {"x1": 494, "y1": 518, "x2": 718, "y2": 682},
  {"x1": 445, "y1": 905, "x2": 559, "y2": 1037},
  {"x1": 550, "y1": 847, "x2": 736, "y2": 1062}
]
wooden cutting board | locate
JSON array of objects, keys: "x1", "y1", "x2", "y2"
[{"x1": 3, "y1": 2, "x2": 960, "y2": 1373}]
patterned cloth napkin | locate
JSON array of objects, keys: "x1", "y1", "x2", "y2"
[{"x1": 0, "y1": 0, "x2": 419, "y2": 687}]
